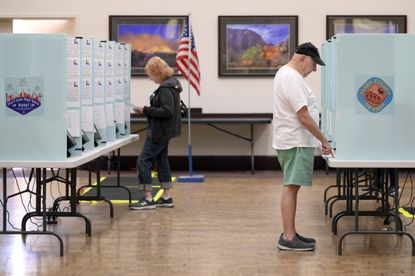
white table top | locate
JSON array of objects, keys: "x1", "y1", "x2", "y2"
[
  {"x1": 0, "y1": 134, "x2": 139, "y2": 169},
  {"x1": 326, "y1": 157, "x2": 415, "y2": 168}
]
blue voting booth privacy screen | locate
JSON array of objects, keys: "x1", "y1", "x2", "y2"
[
  {"x1": 0, "y1": 34, "x2": 67, "y2": 161},
  {"x1": 321, "y1": 34, "x2": 415, "y2": 161},
  {"x1": 0, "y1": 34, "x2": 131, "y2": 162}
]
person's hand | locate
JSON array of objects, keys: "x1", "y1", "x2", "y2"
[
  {"x1": 321, "y1": 141, "x2": 333, "y2": 157},
  {"x1": 133, "y1": 107, "x2": 144, "y2": 114}
]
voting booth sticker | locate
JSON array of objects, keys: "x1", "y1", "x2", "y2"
[
  {"x1": 5, "y1": 77, "x2": 44, "y2": 116},
  {"x1": 357, "y1": 77, "x2": 393, "y2": 113}
]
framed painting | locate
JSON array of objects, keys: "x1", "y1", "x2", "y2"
[
  {"x1": 326, "y1": 15, "x2": 407, "y2": 39},
  {"x1": 218, "y1": 16, "x2": 298, "y2": 77},
  {"x1": 109, "y1": 15, "x2": 188, "y2": 76}
]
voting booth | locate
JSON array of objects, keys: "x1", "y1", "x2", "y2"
[
  {"x1": 0, "y1": 34, "x2": 131, "y2": 161},
  {"x1": 321, "y1": 34, "x2": 415, "y2": 161}
]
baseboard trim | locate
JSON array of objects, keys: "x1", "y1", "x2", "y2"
[{"x1": 114, "y1": 156, "x2": 327, "y2": 171}]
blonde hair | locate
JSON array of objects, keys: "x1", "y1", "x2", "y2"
[{"x1": 144, "y1": 56, "x2": 174, "y2": 81}]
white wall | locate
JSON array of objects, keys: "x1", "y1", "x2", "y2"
[
  {"x1": 1, "y1": 0, "x2": 414, "y2": 156},
  {"x1": 13, "y1": 19, "x2": 76, "y2": 35}
]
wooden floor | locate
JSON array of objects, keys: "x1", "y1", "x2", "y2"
[{"x1": 1, "y1": 169, "x2": 415, "y2": 275}]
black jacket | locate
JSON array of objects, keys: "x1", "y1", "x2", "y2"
[{"x1": 143, "y1": 77, "x2": 182, "y2": 144}]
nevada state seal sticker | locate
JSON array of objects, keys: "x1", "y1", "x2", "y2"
[{"x1": 357, "y1": 77, "x2": 393, "y2": 113}]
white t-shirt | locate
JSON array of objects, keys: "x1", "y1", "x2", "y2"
[{"x1": 272, "y1": 65, "x2": 320, "y2": 150}]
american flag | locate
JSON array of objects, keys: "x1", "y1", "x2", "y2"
[{"x1": 176, "y1": 21, "x2": 201, "y2": 95}]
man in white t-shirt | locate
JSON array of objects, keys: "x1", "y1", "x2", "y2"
[{"x1": 273, "y1": 42, "x2": 333, "y2": 251}]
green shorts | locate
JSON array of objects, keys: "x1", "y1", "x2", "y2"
[{"x1": 277, "y1": 147, "x2": 315, "y2": 186}]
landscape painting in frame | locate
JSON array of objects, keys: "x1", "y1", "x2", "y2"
[
  {"x1": 109, "y1": 15, "x2": 187, "y2": 76},
  {"x1": 219, "y1": 16, "x2": 298, "y2": 76},
  {"x1": 326, "y1": 15, "x2": 407, "y2": 39}
]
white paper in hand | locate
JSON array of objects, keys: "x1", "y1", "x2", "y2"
[{"x1": 127, "y1": 102, "x2": 139, "y2": 109}]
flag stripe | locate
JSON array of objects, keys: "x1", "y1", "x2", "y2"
[{"x1": 175, "y1": 21, "x2": 201, "y2": 96}]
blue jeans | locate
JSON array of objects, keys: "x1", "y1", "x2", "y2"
[{"x1": 136, "y1": 131, "x2": 173, "y2": 192}]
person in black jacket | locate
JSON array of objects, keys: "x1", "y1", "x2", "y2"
[{"x1": 130, "y1": 56, "x2": 182, "y2": 210}]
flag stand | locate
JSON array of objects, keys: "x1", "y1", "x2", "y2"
[
  {"x1": 177, "y1": 14, "x2": 204, "y2": 183},
  {"x1": 177, "y1": 88, "x2": 204, "y2": 183}
]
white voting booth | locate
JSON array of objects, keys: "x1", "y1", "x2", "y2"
[
  {"x1": 80, "y1": 37, "x2": 94, "y2": 151},
  {"x1": 321, "y1": 34, "x2": 415, "y2": 161},
  {"x1": 0, "y1": 34, "x2": 131, "y2": 161},
  {"x1": 104, "y1": 40, "x2": 116, "y2": 142}
]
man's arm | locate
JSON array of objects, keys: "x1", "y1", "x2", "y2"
[{"x1": 297, "y1": 106, "x2": 333, "y2": 156}]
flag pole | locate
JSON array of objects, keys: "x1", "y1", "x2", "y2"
[
  {"x1": 187, "y1": 14, "x2": 193, "y2": 176},
  {"x1": 178, "y1": 13, "x2": 204, "y2": 183}
]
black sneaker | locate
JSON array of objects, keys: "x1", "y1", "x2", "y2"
[
  {"x1": 129, "y1": 198, "x2": 155, "y2": 210},
  {"x1": 155, "y1": 197, "x2": 174, "y2": 208},
  {"x1": 296, "y1": 233, "x2": 316, "y2": 244},
  {"x1": 277, "y1": 234, "x2": 315, "y2": 251}
]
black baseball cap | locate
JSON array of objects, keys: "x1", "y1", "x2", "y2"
[{"x1": 295, "y1": 42, "x2": 325, "y2": 66}]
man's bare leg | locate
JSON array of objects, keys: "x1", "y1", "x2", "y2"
[{"x1": 281, "y1": 185, "x2": 300, "y2": 240}]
